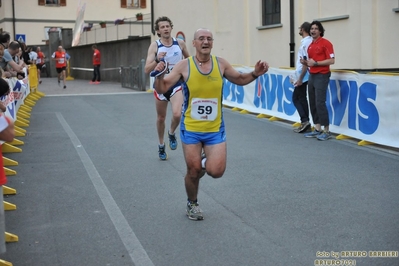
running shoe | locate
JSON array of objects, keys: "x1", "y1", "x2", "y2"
[
  {"x1": 63, "y1": 85, "x2": 66, "y2": 89},
  {"x1": 186, "y1": 202, "x2": 204, "y2": 221},
  {"x1": 317, "y1": 131, "x2": 332, "y2": 141},
  {"x1": 95, "y1": 81, "x2": 101, "y2": 84},
  {"x1": 89, "y1": 81, "x2": 95, "y2": 84},
  {"x1": 58, "y1": 79, "x2": 60, "y2": 86},
  {"x1": 304, "y1": 129, "x2": 322, "y2": 138},
  {"x1": 158, "y1": 144, "x2": 168, "y2": 160},
  {"x1": 168, "y1": 131, "x2": 177, "y2": 150},
  {"x1": 293, "y1": 121, "x2": 311, "y2": 133}
]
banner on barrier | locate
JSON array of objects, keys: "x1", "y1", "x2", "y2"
[
  {"x1": 223, "y1": 67, "x2": 399, "y2": 148},
  {"x1": 1, "y1": 78, "x2": 30, "y2": 121}
]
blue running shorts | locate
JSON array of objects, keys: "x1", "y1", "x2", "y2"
[{"x1": 180, "y1": 130, "x2": 226, "y2": 145}]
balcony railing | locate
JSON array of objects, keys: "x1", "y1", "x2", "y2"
[{"x1": 79, "y1": 14, "x2": 151, "y2": 45}]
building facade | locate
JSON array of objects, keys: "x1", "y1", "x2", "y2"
[
  {"x1": 152, "y1": 0, "x2": 399, "y2": 71},
  {"x1": 1, "y1": 0, "x2": 398, "y2": 71},
  {"x1": 0, "y1": 0, "x2": 151, "y2": 46}
]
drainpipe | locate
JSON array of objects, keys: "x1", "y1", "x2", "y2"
[
  {"x1": 12, "y1": 0, "x2": 16, "y2": 39},
  {"x1": 289, "y1": 0, "x2": 295, "y2": 68},
  {"x1": 151, "y1": 0, "x2": 155, "y2": 35}
]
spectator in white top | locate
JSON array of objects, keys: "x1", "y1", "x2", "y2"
[{"x1": 29, "y1": 46, "x2": 38, "y2": 65}]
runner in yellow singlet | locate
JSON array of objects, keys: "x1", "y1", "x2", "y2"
[{"x1": 153, "y1": 28, "x2": 269, "y2": 221}]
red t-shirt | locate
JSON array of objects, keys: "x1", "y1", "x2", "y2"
[
  {"x1": 307, "y1": 37, "x2": 334, "y2": 74},
  {"x1": 53, "y1": 51, "x2": 67, "y2": 68},
  {"x1": 93, "y1": 49, "x2": 101, "y2": 65}
]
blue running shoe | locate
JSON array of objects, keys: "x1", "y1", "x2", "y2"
[
  {"x1": 304, "y1": 129, "x2": 322, "y2": 138},
  {"x1": 168, "y1": 131, "x2": 178, "y2": 150},
  {"x1": 317, "y1": 131, "x2": 332, "y2": 141},
  {"x1": 158, "y1": 144, "x2": 168, "y2": 160}
]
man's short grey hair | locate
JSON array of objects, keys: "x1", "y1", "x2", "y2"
[{"x1": 194, "y1": 28, "x2": 212, "y2": 39}]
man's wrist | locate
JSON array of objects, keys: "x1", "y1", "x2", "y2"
[
  {"x1": 314, "y1": 61, "x2": 318, "y2": 66},
  {"x1": 155, "y1": 56, "x2": 160, "y2": 63},
  {"x1": 251, "y1": 71, "x2": 259, "y2": 79}
]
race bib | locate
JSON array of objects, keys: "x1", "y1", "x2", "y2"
[
  {"x1": 190, "y1": 98, "x2": 218, "y2": 121},
  {"x1": 59, "y1": 58, "x2": 65, "y2": 63},
  {"x1": 36, "y1": 58, "x2": 41, "y2": 64}
]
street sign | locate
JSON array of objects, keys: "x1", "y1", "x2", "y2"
[{"x1": 16, "y1": 34, "x2": 26, "y2": 43}]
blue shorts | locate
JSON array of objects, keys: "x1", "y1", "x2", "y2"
[{"x1": 180, "y1": 130, "x2": 226, "y2": 145}]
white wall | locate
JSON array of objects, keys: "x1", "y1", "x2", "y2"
[{"x1": 153, "y1": 0, "x2": 399, "y2": 70}]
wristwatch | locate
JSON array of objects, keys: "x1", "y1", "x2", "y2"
[
  {"x1": 155, "y1": 56, "x2": 160, "y2": 63},
  {"x1": 314, "y1": 61, "x2": 318, "y2": 66}
]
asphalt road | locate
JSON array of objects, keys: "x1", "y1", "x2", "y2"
[{"x1": 2, "y1": 77, "x2": 398, "y2": 266}]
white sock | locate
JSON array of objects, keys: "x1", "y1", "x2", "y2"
[{"x1": 201, "y1": 158, "x2": 206, "y2": 169}]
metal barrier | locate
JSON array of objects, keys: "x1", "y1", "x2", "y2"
[
  {"x1": 120, "y1": 59, "x2": 146, "y2": 91},
  {"x1": 70, "y1": 59, "x2": 147, "y2": 90}
]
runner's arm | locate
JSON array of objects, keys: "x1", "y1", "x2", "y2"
[
  {"x1": 153, "y1": 59, "x2": 187, "y2": 94},
  {"x1": 144, "y1": 42, "x2": 159, "y2": 74},
  {"x1": 222, "y1": 58, "x2": 269, "y2": 86}
]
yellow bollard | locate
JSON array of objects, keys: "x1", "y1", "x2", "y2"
[
  {"x1": 66, "y1": 60, "x2": 74, "y2": 81},
  {"x1": 5, "y1": 232, "x2": 18, "y2": 243},
  {"x1": 2, "y1": 157, "x2": 18, "y2": 167},
  {"x1": 0, "y1": 259, "x2": 13, "y2": 266},
  {"x1": 3, "y1": 201, "x2": 16, "y2": 211},
  {"x1": 28, "y1": 65, "x2": 39, "y2": 92},
  {"x1": 2, "y1": 186, "x2": 16, "y2": 195}
]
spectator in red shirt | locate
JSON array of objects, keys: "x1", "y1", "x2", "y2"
[
  {"x1": 301, "y1": 20, "x2": 335, "y2": 141},
  {"x1": 90, "y1": 44, "x2": 101, "y2": 84}
]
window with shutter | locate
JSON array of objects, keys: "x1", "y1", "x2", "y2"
[
  {"x1": 122, "y1": 0, "x2": 145, "y2": 9},
  {"x1": 41, "y1": 0, "x2": 65, "y2": 6}
]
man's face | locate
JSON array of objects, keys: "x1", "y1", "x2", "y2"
[
  {"x1": 157, "y1": 21, "x2": 172, "y2": 38},
  {"x1": 310, "y1": 25, "x2": 321, "y2": 39},
  {"x1": 8, "y1": 46, "x2": 19, "y2": 56},
  {"x1": 298, "y1": 27, "x2": 303, "y2": 37},
  {"x1": 193, "y1": 30, "x2": 213, "y2": 53},
  {"x1": 58, "y1": 46, "x2": 63, "y2": 52}
]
